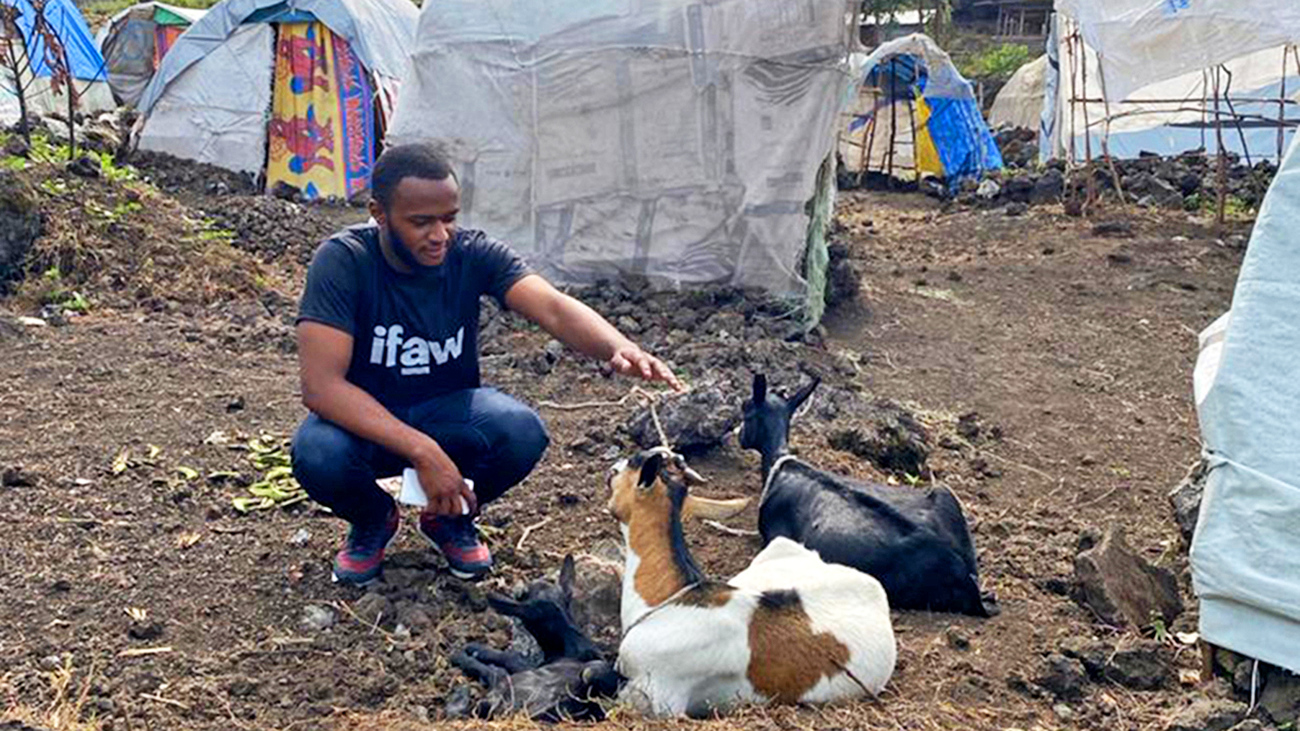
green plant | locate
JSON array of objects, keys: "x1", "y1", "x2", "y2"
[
  {"x1": 36, "y1": 266, "x2": 90, "y2": 312},
  {"x1": 97, "y1": 151, "x2": 137, "y2": 183},
  {"x1": 961, "y1": 43, "x2": 1032, "y2": 82},
  {"x1": 39, "y1": 178, "x2": 68, "y2": 195},
  {"x1": 28, "y1": 133, "x2": 71, "y2": 165}
]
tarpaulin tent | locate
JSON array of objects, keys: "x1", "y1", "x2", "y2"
[
  {"x1": 95, "y1": 2, "x2": 205, "y2": 107},
  {"x1": 989, "y1": 54, "x2": 1047, "y2": 131},
  {"x1": 0, "y1": 0, "x2": 115, "y2": 124},
  {"x1": 386, "y1": 0, "x2": 858, "y2": 321},
  {"x1": 1190, "y1": 129, "x2": 1300, "y2": 675},
  {"x1": 136, "y1": 0, "x2": 416, "y2": 201},
  {"x1": 839, "y1": 34, "x2": 1002, "y2": 184},
  {"x1": 1045, "y1": 1, "x2": 1300, "y2": 162}
]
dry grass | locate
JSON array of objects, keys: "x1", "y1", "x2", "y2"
[
  {"x1": 1, "y1": 657, "x2": 102, "y2": 731},
  {"x1": 7, "y1": 158, "x2": 283, "y2": 313}
]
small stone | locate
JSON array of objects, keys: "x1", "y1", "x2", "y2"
[
  {"x1": 543, "y1": 339, "x2": 565, "y2": 363},
  {"x1": 1091, "y1": 220, "x2": 1134, "y2": 238},
  {"x1": 945, "y1": 626, "x2": 971, "y2": 651},
  {"x1": 226, "y1": 396, "x2": 245, "y2": 412},
  {"x1": 67, "y1": 155, "x2": 102, "y2": 178},
  {"x1": 40, "y1": 654, "x2": 63, "y2": 670},
  {"x1": 395, "y1": 604, "x2": 433, "y2": 634},
  {"x1": 1165, "y1": 698, "x2": 1248, "y2": 731},
  {"x1": 300, "y1": 605, "x2": 337, "y2": 632},
  {"x1": 615, "y1": 316, "x2": 642, "y2": 334},
  {"x1": 128, "y1": 621, "x2": 165, "y2": 641},
  {"x1": 1079, "y1": 454, "x2": 1098, "y2": 466},
  {"x1": 1074, "y1": 525, "x2": 1183, "y2": 628},
  {"x1": 2, "y1": 465, "x2": 37, "y2": 487},
  {"x1": 353, "y1": 592, "x2": 395, "y2": 627},
  {"x1": 1004, "y1": 202, "x2": 1028, "y2": 217},
  {"x1": 601, "y1": 445, "x2": 621, "y2": 461},
  {"x1": 5, "y1": 135, "x2": 30, "y2": 158},
  {"x1": 1169, "y1": 460, "x2": 1207, "y2": 545},
  {"x1": 977, "y1": 179, "x2": 1001, "y2": 199},
  {"x1": 1035, "y1": 653, "x2": 1088, "y2": 701},
  {"x1": 1105, "y1": 642, "x2": 1172, "y2": 690},
  {"x1": 1227, "y1": 721, "x2": 1266, "y2": 731},
  {"x1": 289, "y1": 528, "x2": 312, "y2": 547},
  {"x1": 1053, "y1": 703, "x2": 1075, "y2": 721}
]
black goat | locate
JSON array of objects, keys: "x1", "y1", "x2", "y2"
[
  {"x1": 739, "y1": 374, "x2": 997, "y2": 617},
  {"x1": 449, "y1": 555, "x2": 622, "y2": 722}
]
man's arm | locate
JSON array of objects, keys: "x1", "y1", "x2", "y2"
[
  {"x1": 503, "y1": 274, "x2": 684, "y2": 390},
  {"x1": 297, "y1": 321, "x2": 476, "y2": 516}
]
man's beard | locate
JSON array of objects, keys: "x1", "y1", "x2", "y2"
[{"x1": 384, "y1": 222, "x2": 427, "y2": 272}]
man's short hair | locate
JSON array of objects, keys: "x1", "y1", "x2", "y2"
[{"x1": 371, "y1": 143, "x2": 456, "y2": 209}]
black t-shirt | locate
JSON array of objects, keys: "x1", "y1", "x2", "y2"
[{"x1": 296, "y1": 223, "x2": 531, "y2": 408}]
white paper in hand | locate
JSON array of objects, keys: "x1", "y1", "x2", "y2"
[{"x1": 399, "y1": 468, "x2": 474, "y2": 515}]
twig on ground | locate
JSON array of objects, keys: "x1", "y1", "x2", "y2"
[
  {"x1": 118, "y1": 646, "x2": 173, "y2": 657},
  {"x1": 516, "y1": 516, "x2": 554, "y2": 551},
  {"x1": 140, "y1": 692, "x2": 190, "y2": 710},
  {"x1": 334, "y1": 600, "x2": 395, "y2": 641},
  {"x1": 702, "y1": 520, "x2": 759, "y2": 537},
  {"x1": 1076, "y1": 484, "x2": 1125, "y2": 508}
]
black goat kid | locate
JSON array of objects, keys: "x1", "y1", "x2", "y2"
[
  {"x1": 740, "y1": 373, "x2": 997, "y2": 617},
  {"x1": 449, "y1": 555, "x2": 622, "y2": 722}
]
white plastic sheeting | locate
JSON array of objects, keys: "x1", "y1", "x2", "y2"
[
  {"x1": 138, "y1": 0, "x2": 416, "y2": 114},
  {"x1": 0, "y1": 76, "x2": 115, "y2": 125},
  {"x1": 386, "y1": 0, "x2": 856, "y2": 297},
  {"x1": 1190, "y1": 131, "x2": 1300, "y2": 674},
  {"x1": 1046, "y1": 12, "x2": 1300, "y2": 162},
  {"x1": 1055, "y1": 0, "x2": 1300, "y2": 103},
  {"x1": 138, "y1": 23, "x2": 273, "y2": 174},
  {"x1": 989, "y1": 54, "x2": 1046, "y2": 131}
]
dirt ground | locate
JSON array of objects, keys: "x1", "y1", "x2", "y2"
[{"x1": 0, "y1": 179, "x2": 1251, "y2": 730}]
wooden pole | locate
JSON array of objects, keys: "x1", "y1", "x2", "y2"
[
  {"x1": 1279, "y1": 45, "x2": 1288, "y2": 161},
  {"x1": 887, "y1": 58, "x2": 898, "y2": 180},
  {"x1": 1096, "y1": 55, "x2": 1126, "y2": 206},
  {"x1": 1214, "y1": 66, "x2": 1227, "y2": 226},
  {"x1": 1080, "y1": 33, "x2": 1096, "y2": 210}
]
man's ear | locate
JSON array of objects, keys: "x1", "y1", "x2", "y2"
[{"x1": 368, "y1": 199, "x2": 385, "y2": 227}]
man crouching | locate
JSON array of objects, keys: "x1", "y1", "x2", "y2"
[{"x1": 292, "y1": 143, "x2": 681, "y2": 585}]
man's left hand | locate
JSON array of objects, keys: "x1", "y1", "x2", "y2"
[{"x1": 610, "y1": 344, "x2": 685, "y2": 392}]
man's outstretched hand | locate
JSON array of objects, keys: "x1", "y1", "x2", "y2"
[{"x1": 609, "y1": 344, "x2": 685, "y2": 392}]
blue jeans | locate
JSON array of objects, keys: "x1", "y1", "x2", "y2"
[{"x1": 291, "y1": 388, "x2": 549, "y2": 528}]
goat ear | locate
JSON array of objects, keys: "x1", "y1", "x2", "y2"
[
  {"x1": 682, "y1": 496, "x2": 750, "y2": 522},
  {"x1": 753, "y1": 373, "x2": 767, "y2": 403},
  {"x1": 637, "y1": 452, "x2": 664, "y2": 490},
  {"x1": 559, "y1": 554, "x2": 576, "y2": 600},
  {"x1": 787, "y1": 376, "x2": 821, "y2": 415}
]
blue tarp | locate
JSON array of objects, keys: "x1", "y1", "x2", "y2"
[
  {"x1": 854, "y1": 36, "x2": 1002, "y2": 185},
  {"x1": 3, "y1": 0, "x2": 107, "y2": 80}
]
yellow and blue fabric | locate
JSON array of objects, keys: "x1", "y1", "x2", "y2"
[
  {"x1": 853, "y1": 47, "x2": 1002, "y2": 185},
  {"x1": 266, "y1": 21, "x2": 375, "y2": 201}
]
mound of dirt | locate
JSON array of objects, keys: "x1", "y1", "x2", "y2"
[
  {"x1": 198, "y1": 195, "x2": 342, "y2": 265},
  {"x1": 3, "y1": 159, "x2": 275, "y2": 313},
  {"x1": 131, "y1": 149, "x2": 258, "y2": 197},
  {"x1": 0, "y1": 170, "x2": 41, "y2": 287}
]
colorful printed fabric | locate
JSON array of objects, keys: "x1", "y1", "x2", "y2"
[
  {"x1": 153, "y1": 25, "x2": 184, "y2": 69},
  {"x1": 266, "y1": 22, "x2": 375, "y2": 201}
]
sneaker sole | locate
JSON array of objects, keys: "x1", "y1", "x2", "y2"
[
  {"x1": 417, "y1": 528, "x2": 491, "y2": 581},
  {"x1": 331, "y1": 518, "x2": 403, "y2": 586}
]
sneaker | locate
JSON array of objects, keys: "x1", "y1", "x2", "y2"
[
  {"x1": 331, "y1": 507, "x2": 400, "y2": 587},
  {"x1": 418, "y1": 513, "x2": 492, "y2": 580}
]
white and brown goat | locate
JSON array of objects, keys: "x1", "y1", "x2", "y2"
[{"x1": 606, "y1": 448, "x2": 896, "y2": 718}]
